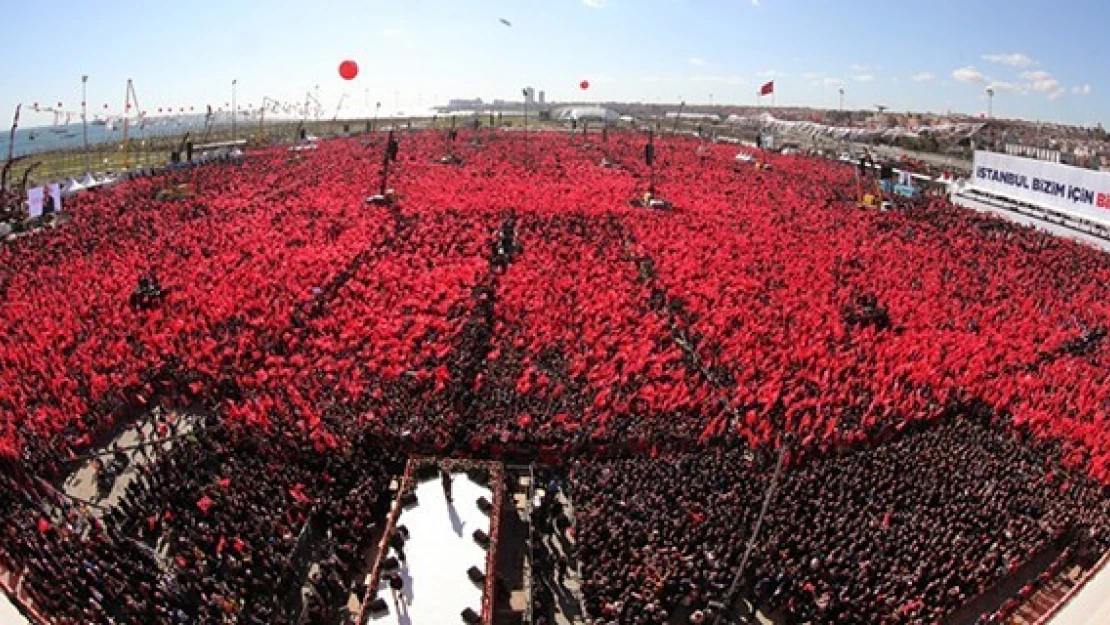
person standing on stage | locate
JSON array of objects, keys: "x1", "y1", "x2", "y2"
[
  {"x1": 389, "y1": 530, "x2": 406, "y2": 563},
  {"x1": 388, "y1": 571, "x2": 405, "y2": 606},
  {"x1": 441, "y1": 467, "x2": 453, "y2": 502}
]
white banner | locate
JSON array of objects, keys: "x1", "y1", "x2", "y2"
[
  {"x1": 26, "y1": 187, "x2": 44, "y2": 219},
  {"x1": 971, "y1": 150, "x2": 1110, "y2": 225},
  {"x1": 25, "y1": 184, "x2": 61, "y2": 220},
  {"x1": 47, "y1": 183, "x2": 62, "y2": 213}
]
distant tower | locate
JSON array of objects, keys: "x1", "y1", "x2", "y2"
[
  {"x1": 538, "y1": 90, "x2": 545, "y2": 105},
  {"x1": 523, "y1": 87, "x2": 535, "y2": 106}
]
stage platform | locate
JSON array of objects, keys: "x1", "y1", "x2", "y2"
[
  {"x1": 1048, "y1": 556, "x2": 1110, "y2": 624},
  {"x1": 369, "y1": 471, "x2": 492, "y2": 625},
  {"x1": 0, "y1": 591, "x2": 30, "y2": 625}
]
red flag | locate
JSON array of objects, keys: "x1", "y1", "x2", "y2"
[
  {"x1": 197, "y1": 495, "x2": 214, "y2": 513},
  {"x1": 760, "y1": 80, "x2": 774, "y2": 96},
  {"x1": 37, "y1": 517, "x2": 50, "y2": 534}
]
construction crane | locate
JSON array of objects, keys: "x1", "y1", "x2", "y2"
[
  {"x1": 258, "y1": 96, "x2": 283, "y2": 135},
  {"x1": 121, "y1": 79, "x2": 145, "y2": 169},
  {"x1": 332, "y1": 93, "x2": 350, "y2": 123}
]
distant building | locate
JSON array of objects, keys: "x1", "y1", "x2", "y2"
[
  {"x1": 523, "y1": 87, "x2": 536, "y2": 106},
  {"x1": 447, "y1": 98, "x2": 484, "y2": 109},
  {"x1": 1004, "y1": 143, "x2": 1074, "y2": 165},
  {"x1": 538, "y1": 90, "x2": 546, "y2": 105}
]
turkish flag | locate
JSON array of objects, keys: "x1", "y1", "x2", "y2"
[{"x1": 760, "y1": 81, "x2": 774, "y2": 96}]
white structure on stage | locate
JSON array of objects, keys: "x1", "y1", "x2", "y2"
[
  {"x1": 0, "y1": 591, "x2": 31, "y2": 625},
  {"x1": 370, "y1": 472, "x2": 492, "y2": 624},
  {"x1": 1048, "y1": 557, "x2": 1110, "y2": 625}
]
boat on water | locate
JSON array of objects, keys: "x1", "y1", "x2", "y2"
[{"x1": 91, "y1": 119, "x2": 107, "y2": 126}]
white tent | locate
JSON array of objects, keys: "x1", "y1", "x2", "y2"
[{"x1": 552, "y1": 106, "x2": 620, "y2": 123}]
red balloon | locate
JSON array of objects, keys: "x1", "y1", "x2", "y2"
[
  {"x1": 580, "y1": 80, "x2": 590, "y2": 90},
  {"x1": 339, "y1": 60, "x2": 359, "y2": 80}
]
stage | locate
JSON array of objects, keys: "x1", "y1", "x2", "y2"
[
  {"x1": 0, "y1": 591, "x2": 30, "y2": 625},
  {"x1": 1048, "y1": 556, "x2": 1110, "y2": 624},
  {"x1": 369, "y1": 471, "x2": 493, "y2": 625}
]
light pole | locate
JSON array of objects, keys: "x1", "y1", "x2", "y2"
[
  {"x1": 81, "y1": 75, "x2": 89, "y2": 172},
  {"x1": 522, "y1": 87, "x2": 530, "y2": 161},
  {"x1": 839, "y1": 87, "x2": 845, "y2": 112},
  {"x1": 522, "y1": 88, "x2": 529, "y2": 133},
  {"x1": 986, "y1": 86, "x2": 995, "y2": 119},
  {"x1": 231, "y1": 79, "x2": 238, "y2": 141}
]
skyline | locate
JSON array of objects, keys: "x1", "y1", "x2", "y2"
[{"x1": 1, "y1": 0, "x2": 1106, "y2": 127}]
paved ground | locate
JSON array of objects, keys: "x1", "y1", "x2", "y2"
[{"x1": 62, "y1": 409, "x2": 200, "y2": 517}]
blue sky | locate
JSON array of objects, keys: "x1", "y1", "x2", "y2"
[{"x1": 2, "y1": 0, "x2": 1106, "y2": 127}]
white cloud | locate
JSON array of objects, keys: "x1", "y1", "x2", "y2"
[
  {"x1": 1020, "y1": 70, "x2": 1052, "y2": 81},
  {"x1": 1030, "y1": 78, "x2": 1060, "y2": 93},
  {"x1": 688, "y1": 57, "x2": 707, "y2": 67},
  {"x1": 581, "y1": 0, "x2": 606, "y2": 8},
  {"x1": 854, "y1": 74, "x2": 874, "y2": 83},
  {"x1": 981, "y1": 53, "x2": 1035, "y2": 68},
  {"x1": 988, "y1": 81, "x2": 1026, "y2": 95},
  {"x1": 755, "y1": 68, "x2": 777, "y2": 77},
  {"x1": 953, "y1": 66, "x2": 989, "y2": 84},
  {"x1": 802, "y1": 71, "x2": 822, "y2": 80},
  {"x1": 641, "y1": 75, "x2": 673, "y2": 83},
  {"x1": 953, "y1": 65, "x2": 1068, "y2": 100},
  {"x1": 821, "y1": 77, "x2": 843, "y2": 88},
  {"x1": 1073, "y1": 84, "x2": 1093, "y2": 95},
  {"x1": 910, "y1": 72, "x2": 934, "y2": 82},
  {"x1": 751, "y1": 0, "x2": 760, "y2": 6},
  {"x1": 690, "y1": 75, "x2": 745, "y2": 84}
]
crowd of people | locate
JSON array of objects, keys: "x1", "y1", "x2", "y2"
[
  {"x1": 3, "y1": 128, "x2": 1110, "y2": 622},
  {"x1": 1, "y1": 411, "x2": 403, "y2": 624},
  {"x1": 571, "y1": 418, "x2": 1110, "y2": 624}
]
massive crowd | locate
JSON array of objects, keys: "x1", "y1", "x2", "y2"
[
  {"x1": 3, "y1": 128, "x2": 1110, "y2": 623},
  {"x1": 571, "y1": 418, "x2": 1110, "y2": 624}
]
